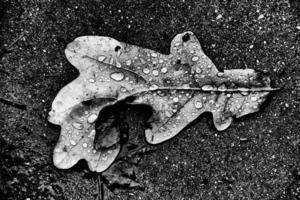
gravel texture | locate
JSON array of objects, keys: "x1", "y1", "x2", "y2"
[{"x1": 0, "y1": 0, "x2": 299, "y2": 199}]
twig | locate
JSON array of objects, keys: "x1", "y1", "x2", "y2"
[
  {"x1": 96, "y1": 175, "x2": 104, "y2": 200},
  {"x1": 0, "y1": 98, "x2": 27, "y2": 110}
]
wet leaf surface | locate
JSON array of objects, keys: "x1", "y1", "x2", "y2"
[{"x1": 48, "y1": 31, "x2": 277, "y2": 174}]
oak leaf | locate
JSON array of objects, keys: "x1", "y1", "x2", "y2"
[{"x1": 48, "y1": 31, "x2": 277, "y2": 172}]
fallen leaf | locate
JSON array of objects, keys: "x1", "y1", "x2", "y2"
[{"x1": 48, "y1": 31, "x2": 277, "y2": 172}]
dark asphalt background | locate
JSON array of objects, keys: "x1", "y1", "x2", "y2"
[{"x1": 0, "y1": 0, "x2": 299, "y2": 199}]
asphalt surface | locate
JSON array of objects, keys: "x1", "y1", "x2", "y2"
[{"x1": 0, "y1": 0, "x2": 299, "y2": 199}]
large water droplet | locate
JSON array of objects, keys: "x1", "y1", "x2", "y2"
[
  {"x1": 88, "y1": 78, "x2": 95, "y2": 83},
  {"x1": 98, "y1": 55, "x2": 106, "y2": 62},
  {"x1": 149, "y1": 84, "x2": 158, "y2": 91},
  {"x1": 116, "y1": 61, "x2": 122, "y2": 68},
  {"x1": 151, "y1": 52, "x2": 158, "y2": 57},
  {"x1": 218, "y1": 84, "x2": 227, "y2": 92},
  {"x1": 173, "y1": 97, "x2": 179, "y2": 102},
  {"x1": 82, "y1": 143, "x2": 88, "y2": 148},
  {"x1": 143, "y1": 68, "x2": 150, "y2": 74},
  {"x1": 120, "y1": 87, "x2": 127, "y2": 92},
  {"x1": 192, "y1": 56, "x2": 199, "y2": 62},
  {"x1": 152, "y1": 70, "x2": 159, "y2": 76},
  {"x1": 161, "y1": 67, "x2": 168, "y2": 73},
  {"x1": 195, "y1": 101, "x2": 203, "y2": 109},
  {"x1": 72, "y1": 122, "x2": 83, "y2": 130},
  {"x1": 126, "y1": 59, "x2": 131, "y2": 66},
  {"x1": 70, "y1": 139, "x2": 77, "y2": 146},
  {"x1": 202, "y1": 85, "x2": 214, "y2": 91},
  {"x1": 110, "y1": 72, "x2": 125, "y2": 81},
  {"x1": 195, "y1": 66, "x2": 202, "y2": 73},
  {"x1": 87, "y1": 113, "x2": 97, "y2": 123},
  {"x1": 217, "y1": 72, "x2": 224, "y2": 77}
]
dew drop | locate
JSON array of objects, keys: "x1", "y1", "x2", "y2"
[
  {"x1": 195, "y1": 101, "x2": 203, "y2": 109},
  {"x1": 82, "y1": 143, "x2": 88, "y2": 148},
  {"x1": 217, "y1": 72, "x2": 224, "y2": 77},
  {"x1": 116, "y1": 61, "x2": 122, "y2": 68},
  {"x1": 120, "y1": 87, "x2": 127, "y2": 92},
  {"x1": 251, "y1": 96, "x2": 257, "y2": 101},
  {"x1": 159, "y1": 59, "x2": 164, "y2": 64},
  {"x1": 195, "y1": 66, "x2": 202, "y2": 73},
  {"x1": 126, "y1": 59, "x2": 132, "y2": 66},
  {"x1": 152, "y1": 70, "x2": 159, "y2": 76},
  {"x1": 98, "y1": 55, "x2": 106, "y2": 62},
  {"x1": 151, "y1": 52, "x2": 158, "y2": 57},
  {"x1": 218, "y1": 84, "x2": 227, "y2": 92},
  {"x1": 87, "y1": 113, "x2": 97, "y2": 123},
  {"x1": 110, "y1": 72, "x2": 125, "y2": 81},
  {"x1": 173, "y1": 97, "x2": 179, "y2": 102},
  {"x1": 88, "y1": 78, "x2": 95, "y2": 83},
  {"x1": 88, "y1": 130, "x2": 95, "y2": 138},
  {"x1": 161, "y1": 67, "x2": 168, "y2": 73},
  {"x1": 202, "y1": 85, "x2": 214, "y2": 91},
  {"x1": 143, "y1": 68, "x2": 150, "y2": 74},
  {"x1": 226, "y1": 93, "x2": 232, "y2": 98},
  {"x1": 72, "y1": 122, "x2": 83, "y2": 130},
  {"x1": 70, "y1": 139, "x2": 76, "y2": 146},
  {"x1": 109, "y1": 56, "x2": 114, "y2": 65},
  {"x1": 149, "y1": 84, "x2": 158, "y2": 91},
  {"x1": 192, "y1": 56, "x2": 199, "y2": 62}
]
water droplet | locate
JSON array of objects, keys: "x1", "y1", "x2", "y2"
[
  {"x1": 87, "y1": 113, "x2": 97, "y2": 123},
  {"x1": 72, "y1": 122, "x2": 83, "y2": 130},
  {"x1": 70, "y1": 139, "x2": 76, "y2": 146},
  {"x1": 182, "y1": 84, "x2": 190, "y2": 89},
  {"x1": 88, "y1": 78, "x2": 95, "y2": 83},
  {"x1": 98, "y1": 55, "x2": 106, "y2": 62},
  {"x1": 110, "y1": 72, "x2": 125, "y2": 81},
  {"x1": 93, "y1": 149, "x2": 97, "y2": 154},
  {"x1": 174, "y1": 42, "x2": 180, "y2": 46},
  {"x1": 142, "y1": 68, "x2": 150, "y2": 74},
  {"x1": 116, "y1": 61, "x2": 122, "y2": 68},
  {"x1": 126, "y1": 59, "x2": 131, "y2": 66},
  {"x1": 218, "y1": 84, "x2": 227, "y2": 92},
  {"x1": 251, "y1": 96, "x2": 257, "y2": 101},
  {"x1": 120, "y1": 87, "x2": 127, "y2": 92},
  {"x1": 173, "y1": 97, "x2": 179, "y2": 102},
  {"x1": 82, "y1": 143, "x2": 88, "y2": 148},
  {"x1": 88, "y1": 130, "x2": 95, "y2": 138},
  {"x1": 152, "y1": 61, "x2": 157, "y2": 65},
  {"x1": 226, "y1": 93, "x2": 232, "y2": 98},
  {"x1": 149, "y1": 84, "x2": 158, "y2": 91},
  {"x1": 192, "y1": 56, "x2": 199, "y2": 62},
  {"x1": 151, "y1": 52, "x2": 158, "y2": 57},
  {"x1": 217, "y1": 72, "x2": 224, "y2": 77},
  {"x1": 109, "y1": 56, "x2": 114, "y2": 65},
  {"x1": 190, "y1": 50, "x2": 195, "y2": 54},
  {"x1": 152, "y1": 70, "x2": 159, "y2": 76},
  {"x1": 195, "y1": 101, "x2": 203, "y2": 109},
  {"x1": 202, "y1": 85, "x2": 214, "y2": 91},
  {"x1": 195, "y1": 66, "x2": 202, "y2": 73},
  {"x1": 161, "y1": 67, "x2": 168, "y2": 73},
  {"x1": 159, "y1": 59, "x2": 164, "y2": 64}
]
